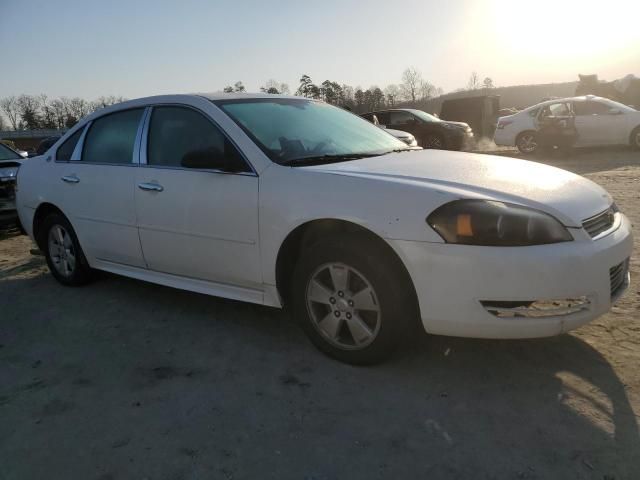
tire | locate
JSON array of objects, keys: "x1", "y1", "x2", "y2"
[
  {"x1": 630, "y1": 127, "x2": 640, "y2": 150},
  {"x1": 422, "y1": 133, "x2": 445, "y2": 149},
  {"x1": 41, "y1": 213, "x2": 92, "y2": 286},
  {"x1": 516, "y1": 131, "x2": 539, "y2": 155},
  {"x1": 291, "y1": 234, "x2": 417, "y2": 365}
]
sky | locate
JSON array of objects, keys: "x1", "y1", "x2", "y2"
[{"x1": 1, "y1": 0, "x2": 639, "y2": 100}]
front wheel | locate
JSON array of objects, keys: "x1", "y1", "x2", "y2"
[
  {"x1": 422, "y1": 134, "x2": 445, "y2": 149},
  {"x1": 516, "y1": 131, "x2": 539, "y2": 155},
  {"x1": 292, "y1": 235, "x2": 416, "y2": 365}
]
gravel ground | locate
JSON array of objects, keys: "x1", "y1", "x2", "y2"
[{"x1": 0, "y1": 148, "x2": 638, "y2": 480}]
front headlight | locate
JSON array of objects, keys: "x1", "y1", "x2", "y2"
[
  {"x1": 0, "y1": 166, "x2": 19, "y2": 182},
  {"x1": 427, "y1": 199, "x2": 572, "y2": 246}
]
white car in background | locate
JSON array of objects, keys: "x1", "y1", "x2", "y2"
[
  {"x1": 495, "y1": 95, "x2": 640, "y2": 154},
  {"x1": 16, "y1": 94, "x2": 633, "y2": 364}
]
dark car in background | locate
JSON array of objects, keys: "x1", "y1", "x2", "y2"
[
  {"x1": 0, "y1": 143, "x2": 22, "y2": 230},
  {"x1": 361, "y1": 109, "x2": 473, "y2": 150},
  {"x1": 36, "y1": 136, "x2": 61, "y2": 156}
]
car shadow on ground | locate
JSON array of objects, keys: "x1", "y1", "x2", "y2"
[{"x1": 1, "y1": 266, "x2": 638, "y2": 479}]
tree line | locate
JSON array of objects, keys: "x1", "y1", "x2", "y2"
[
  {"x1": 0, "y1": 95, "x2": 126, "y2": 131},
  {"x1": 0, "y1": 68, "x2": 494, "y2": 131}
]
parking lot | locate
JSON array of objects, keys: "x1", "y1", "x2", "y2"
[{"x1": 0, "y1": 148, "x2": 638, "y2": 479}]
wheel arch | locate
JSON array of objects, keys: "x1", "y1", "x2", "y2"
[
  {"x1": 274, "y1": 218, "x2": 419, "y2": 314},
  {"x1": 630, "y1": 124, "x2": 640, "y2": 148},
  {"x1": 32, "y1": 202, "x2": 67, "y2": 250}
]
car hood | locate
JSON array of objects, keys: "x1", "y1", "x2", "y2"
[
  {"x1": 385, "y1": 128, "x2": 413, "y2": 138},
  {"x1": 442, "y1": 120, "x2": 471, "y2": 130},
  {"x1": 302, "y1": 150, "x2": 612, "y2": 227}
]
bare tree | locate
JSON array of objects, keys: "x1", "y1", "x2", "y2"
[
  {"x1": 18, "y1": 95, "x2": 42, "y2": 129},
  {"x1": 482, "y1": 77, "x2": 495, "y2": 89},
  {"x1": 467, "y1": 71, "x2": 481, "y2": 90},
  {"x1": 400, "y1": 67, "x2": 423, "y2": 102},
  {"x1": 419, "y1": 80, "x2": 436, "y2": 101},
  {"x1": 91, "y1": 95, "x2": 126, "y2": 112},
  {"x1": 0, "y1": 114, "x2": 5, "y2": 131},
  {"x1": 384, "y1": 84, "x2": 400, "y2": 106},
  {"x1": 49, "y1": 99, "x2": 67, "y2": 129},
  {"x1": 260, "y1": 79, "x2": 290, "y2": 95},
  {"x1": 0, "y1": 96, "x2": 20, "y2": 130}
]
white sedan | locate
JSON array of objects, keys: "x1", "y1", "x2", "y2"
[
  {"x1": 16, "y1": 94, "x2": 633, "y2": 364},
  {"x1": 495, "y1": 95, "x2": 640, "y2": 154}
]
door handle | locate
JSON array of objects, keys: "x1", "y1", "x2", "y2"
[
  {"x1": 61, "y1": 175, "x2": 80, "y2": 184},
  {"x1": 137, "y1": 182, "x2": 164, "y2": 192}
]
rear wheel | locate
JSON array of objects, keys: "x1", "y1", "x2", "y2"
[
  {"x1": 422, "y1": 133, "x2": 445, "y2": 149},
  {"x1": 292, "y1": 234, "x2": 416, "y2": 365},
  {"x1": 516, "y1": 131, "x2": 539, "y2": 154},
  {"x1": 631, "y1": 127, "x2": 640, "y2": 150},
  {"x1": 41, "y1": 213, "x2": 92, "y2": 286}
]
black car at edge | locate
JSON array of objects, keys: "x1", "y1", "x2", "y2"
[{"x1": 360, "y1": 108, "x2": 473, "y2": 150}]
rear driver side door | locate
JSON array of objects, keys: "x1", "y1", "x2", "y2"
[{"x1": 53, "y1": 108, "x2": 146, "y2": 268}]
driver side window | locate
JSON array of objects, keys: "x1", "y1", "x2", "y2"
[
  {"x1": 147, "y1": 106, "x2": 249, "y2": 172},
  {"x1": 389, "y1": 111, "x2": 415, "y2": 126}
]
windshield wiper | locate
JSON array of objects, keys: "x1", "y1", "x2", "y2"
[{"x1": 280, "y1": 152, "x2": 382, "y2": 166}]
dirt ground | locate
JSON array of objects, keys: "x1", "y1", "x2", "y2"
[{"x1": 1, "y1": 147, "x2": 639, "y2": 480}]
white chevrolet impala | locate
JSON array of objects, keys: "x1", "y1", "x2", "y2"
[{"x1": 16, "y1": 94, "x2": 633, "y2": 364}]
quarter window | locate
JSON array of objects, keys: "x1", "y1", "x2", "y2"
[
  {"x1": 82, "y1": 109, "x2": 144, "y2": 164},
  {"x1": 146, "y1": 106, "x2": 248, "y2": 171},
  {"x1": 56, "y1": 128, "x2": 84, "y2": 161}
]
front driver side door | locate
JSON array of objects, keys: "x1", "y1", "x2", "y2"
[
  {"x1": 134, "y1": 105, "x2": 261, "y2": 290},
  {"x1": 573, "y1": 100, "x2": 624, "y2": 146}
]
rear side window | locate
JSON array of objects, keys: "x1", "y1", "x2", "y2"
[
  {"x1": 56, "y1": 129, "x2": 83, "y2": 161},
  {"x1": 82, "y1": 109, "x2": 144, "y2": 164},
  {"x1": 574, "y1": 101, "x2": 611, "y2": 116},
  {"x1": 147, "y1": 106, "x2": 248, "y2": 171}
]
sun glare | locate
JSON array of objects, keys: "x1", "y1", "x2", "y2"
[{"x1": 488, "y1": 0, "x2": 640, "y2": 61}]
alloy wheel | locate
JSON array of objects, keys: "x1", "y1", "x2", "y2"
[
  {"x1": 305, "y1": 262, "x2": 381, "y2": 350},
  {"x1": 424, "y1": 136, "x2": 444, "y2": 149},
  {"x1": 518, "y1": 133, "x2": 538, "y2": 153},
  {"x1": 48, "y1": 225, "x2": 76, "y2": 277}
]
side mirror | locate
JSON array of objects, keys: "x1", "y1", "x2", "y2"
[{"x1": 180, "y1": 149, "x2": 229, "y2": 170}]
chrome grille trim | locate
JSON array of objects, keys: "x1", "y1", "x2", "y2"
[{"x1": 582, "y1": 207, "x2": 615, "y2": 238}]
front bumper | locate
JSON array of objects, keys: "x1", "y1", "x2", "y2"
[
  {"x1": 448, "y1": 131, "x2": 474, "y2": 151},
  {"x1": 390, "y1": 214, "x2": 633, "y2": 339}
]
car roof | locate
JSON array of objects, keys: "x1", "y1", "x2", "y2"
[
  {"x1": 526, "y1": 95, "x2": 606, "y2": 110},
  {"x1": 74, "y1": 93, "x2": 311, "y2": 125},
  {"x1": 362, "y1": 108, "x2": 417, "y2": 115}
]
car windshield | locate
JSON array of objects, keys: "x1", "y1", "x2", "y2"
[
  {"x1": 215, "y1": 98, "x2": 409, "y2": 166},
  {"x1": 0, "y1": 143, "x2": 21, "y2": 161},
  {"x1": 411, "y1": 110, "x2": 441, "y2": 123}
]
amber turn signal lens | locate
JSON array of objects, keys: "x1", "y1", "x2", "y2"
[{"x1": 456, "y1": 214, "x2": 473, "y2": 236}]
